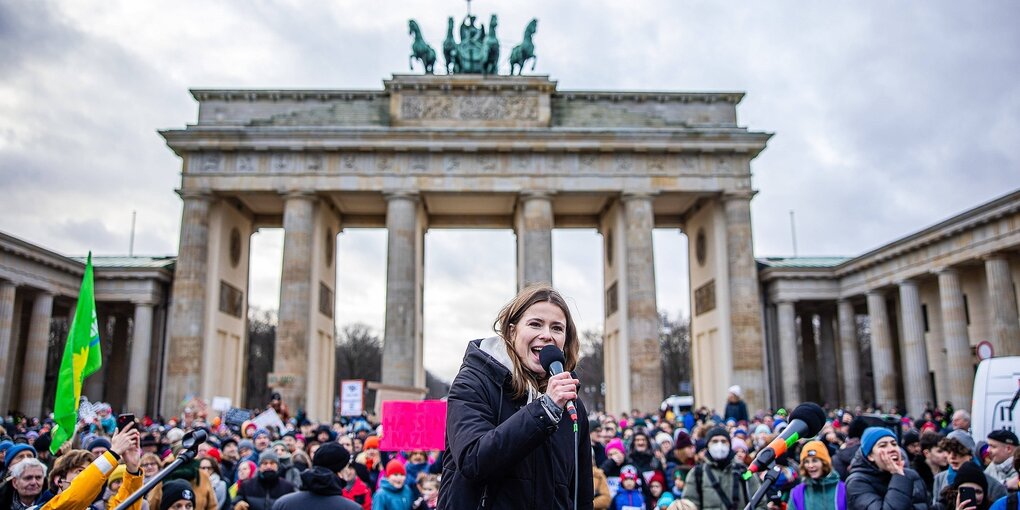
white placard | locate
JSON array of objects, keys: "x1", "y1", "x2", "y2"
[
  {"x1": 340, "y1": 379, "x2": 365, "y2": 417},
  {"x1": 211, "y1": 396, "x2": 232, "y2": 413},
  {"x1": 251, "y1": 408, "x2": 286, "y2": 432}
]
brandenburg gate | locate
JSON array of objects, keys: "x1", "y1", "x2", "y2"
[{"x1": 160, "y1": 74, "x2": 772, "y2": 419}]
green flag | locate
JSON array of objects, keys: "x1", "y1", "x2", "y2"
[{"x1": 50, "y1": 252, "x2": 103, "y2": 454}]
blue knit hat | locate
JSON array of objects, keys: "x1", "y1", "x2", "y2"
[
  {"x1": 861, "y1": 427, "x2": 896, "y2": 457},
  {"x1": 4, "y1": 444, "x2": 37, "y2": 466}
]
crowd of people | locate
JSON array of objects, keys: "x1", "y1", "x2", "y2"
[{"x1": 0, "y1": 286, "x2": 1017, "y2": 510}]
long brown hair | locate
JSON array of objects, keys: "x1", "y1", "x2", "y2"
[{"x1": 493, "y1": 283, "x2": 579, "y2": 400}]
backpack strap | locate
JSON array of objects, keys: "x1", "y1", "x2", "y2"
[
  {"x1": 703, "y1": 464, "x2": 735, "y2": 510},
  {"x1": 1007, "y1": 492, "x2": 1018, "y2": 510},
  {"x1": 836, "y1": 481, "x2": 846, "y2": 510},
  {"x1": 695, "y1": 465, "x2": 704, "y2": 510}
]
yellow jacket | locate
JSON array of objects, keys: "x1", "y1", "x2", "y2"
[{"x1": 42, "y1": 452, "x2": 144, "y2": 510}]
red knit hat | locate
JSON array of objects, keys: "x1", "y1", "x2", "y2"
[{"x1": 386, "y1": 459, "x2": 406, "y2": 477}]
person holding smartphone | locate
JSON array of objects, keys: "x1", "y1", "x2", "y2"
[{"x1": 932, "y1": 462, "x2": 989, "y2": 510}]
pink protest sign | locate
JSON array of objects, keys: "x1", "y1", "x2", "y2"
[{"x1": 379, "y1": 400, "x2": 448, "y2": 451}]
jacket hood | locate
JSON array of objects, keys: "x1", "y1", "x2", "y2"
[
  {"x1": 807, "y1": 470, "x2": 841, "y2": 488},
  {"x1": 848, "y1": 448, "x2": 888, "y2": 481},
  {"x1": 464, "y1": 337, "x2": 514, "y2": 388},
  {"x1": 299, "y1": 466, "x2": 344, "y2": 496},
  {"x1": 380, "y1": 478, "x2": 408, "y2": 493}
]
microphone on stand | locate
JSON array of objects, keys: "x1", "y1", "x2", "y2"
[
  {"x1": 746, "y1": 402, "x2": 827, "y2": 474},
  {"x1": 742, "y1": 402, "x2": 827, "y2": 510},
  {"x1": 539, "y1": 345, "x2": 577, "y2": 422},
  {"x1": 114, "y1": 429, "x2": 208, "y2": 510}
]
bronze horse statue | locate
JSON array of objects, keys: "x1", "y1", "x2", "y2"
[
  {"x1": 443, "y1": 17, "x2": 457, "y2": 74},
  {"x1": 408, "y1": 19, "x2": 436, "y2": 74},
  {"x1": 509, "y1": 18, "x2": 537, "y2": 75},
  {"x1": 483, "y1": 14, "x2": 500, "y2": 75}
]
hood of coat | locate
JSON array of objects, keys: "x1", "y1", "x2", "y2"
[
  {"x1": 848, "y1": 448, "x2": 889, "y2": 482},
  {"x1": 806, "y1": 470, "x2": 841, "y2": 488},
  {"x1": 465, "y1": 337, "x2": 515, "y2": 388},
  {"x1": 299, "y1": 466, "x2": 344, "y2": 496},
  {"x1": 379, "y1": 478, "x2": 409, "y2": 494}
]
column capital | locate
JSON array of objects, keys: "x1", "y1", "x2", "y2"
[
  {"x1": 933, "y1": 266, "x2": 959, "y2": 276},
  {"x1": 836, "y1": 297, "x2": 855, "y2": 305},
  {"x1": 282, "y1": 189, "x2": 318, "y2": 201},
  {"x1": 176, "y1": 188, "x2": 214, "y2": 201},
  {"x1": 981, "y1": 252, "x2": 1011, "y2": 262},
  {"x1": 383, "y1": 191, "x2": 420, "y2": 202},
  {"x1": 896, "y1": 278, "x2": 920, "y2": 288},
  {"x1": 518, "y1": 190, "x2": 555, "y2": 201},
  {"x1": 131, "y1": 299, "x2": 158, "y2": 307},
  {"x1": 866, "y1": 289, "x2": 886, "y2": 298},
  {"x1": 722, "y1": 189, "x2": 758, "y2": 202},
  {"x1": 621, "y1": 191, "x2": 657, "y2": 202}
]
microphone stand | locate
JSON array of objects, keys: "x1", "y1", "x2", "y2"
[
  {"x1": 744, "y1": 464, "x2": 782, "y2": 510},
  {"x1": 114, "y1": 430, "x2": 207, "y2": 510}
]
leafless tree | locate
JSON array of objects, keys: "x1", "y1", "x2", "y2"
[
  {"x1": 575, "y1": 329, "x2": 606, "y2": 412},
  {"x1": 659, "y1": 312, "x2": 692, "y2": 397},
  {"x1": 245, "y1": 307, "x2": 277, "y2": 408}
]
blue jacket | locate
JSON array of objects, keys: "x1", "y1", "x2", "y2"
[
  {"x1": 611, "y1": 486, "x2": 645, "y2": 510},
  {"x1": 372, "y1": 479, "x2": 413, "y2": 510}
]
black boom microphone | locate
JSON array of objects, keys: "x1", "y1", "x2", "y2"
[
  {"x1": 539, "y1": 345, "x2": 578, "y2": 422},
  {"x1": 747, "y1": 402, "x2": 827, "y2": 474}
]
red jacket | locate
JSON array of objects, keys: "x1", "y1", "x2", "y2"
[{"x1": 342, "y1": 476, "x2": 372, "y2": 510}]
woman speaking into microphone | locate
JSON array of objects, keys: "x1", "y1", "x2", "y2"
[{"x1": 439, "y1": 284, "x2": 594, "y2": 510}]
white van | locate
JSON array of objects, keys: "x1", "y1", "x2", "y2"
[{"x1": 971, "y1": 356, "x2": 1020, "y2": 440}]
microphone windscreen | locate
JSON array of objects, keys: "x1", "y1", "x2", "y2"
[
  {"x1": 539, "y1": 345, "x2": 565, "y2": 373},
  {"x1": 790, "y1": 402, "x2": 827, "y2": 437}
]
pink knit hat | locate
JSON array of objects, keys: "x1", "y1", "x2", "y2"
[{"x1": 606, "y1": 438, "x2": 625, "y2": 456}]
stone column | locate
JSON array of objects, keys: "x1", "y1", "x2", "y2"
[
  {"x1": 622, "y1": 193, "x2": 662, "y2": 412},
  {"x1": 164, "y1": 190, "x2": 212, "y2": 416},
  {"x1": 20, "y1": 292, "x2": 54, "y2": 416},
  {"x1": 776, "y1": 301, "x2": 801, "y2": 407},
  {"x1": 837, "y1": 300, "x2": 862, "y2": 407},
  {"x1": 984, "y1": 254, "x2": 1020, "y2": 356},
  {"x1": 126, "y1": 302, "x2": 154, "y2": 415},
  {"x1": 938, "y1": 268, "x2": 973, "y2": 407},
  {"x1": 515, "y1": 192, "x2": 554, "y2": 290},
  {"x1": 799, "y1": 311, "x2": 819, "y2": 404},
  {"x1": 382, "y1": 193, "x2": 424, "y2": 388},
  {"x1": 898, "y1": 280, "x2": 934, "y2": 417},
  {"x1": 276, "y1": 192, "x2": 317, "y2": 410},
  {"x1": 723, "y1": 192, "x2": 767, "y2": 410},
  {"x1": 866, "y1": 290, "x2": 896, "y2": 410},
  {"x1": 0, "y1": 281, "x2": 17, "y2": 414},
  {"x1": 818, "y1": 309, "x2": 840, "y2": 408}
]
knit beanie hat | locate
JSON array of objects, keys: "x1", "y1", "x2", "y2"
[
  {"x1": 270, "y1": 440, "x2": 291, "y2": 459},
  {"x1": 313, "y1": 442, "x2": 351, "y2": 473},
  {"x1": 655, "y1": 432, "x2": 673, "y2": 447},
  {"x1": 705, "y1": 426, "x2": 730, "y2": 445},
  {"x1": 363, "y1": 436, "x2": 380, "y2": 450},
  {"x1": 947, "y1": 430, "x2": 977, "y2": 456},
  {"x1": 799, "y1": 440, "x2": 832, "y2": 467},
  {"x1": 606, "y1": 438, "x2": 626, "y2": 456},
  {"x1": 238, "y1": 439, "x2": 255, "y2": 453},
  {"x1": 649, "y1": 470, "x2": 666, "y2": 487},
  {"x1": 4, "y1": 444, "x2": 37, "y2": 466},
  {"x1": 160, "y1": 479, "x2": 195, "y2": 510},
  {"x1": 252, "y1": 429, "x2": 270, "y2": 441},
  {"x1": 902, "y1": 430, "x2": 920, "y2": 448},
  {"x1": 86, "y1": 437, "x2": 112, "y2": 453},
  {"x1": 620, "y1": 465, "x2": 639, "y2": 481},
  {"x1": 258, "y1": 449, "x2": 279, "y2": 465},
  {"x1": 673, "y1": 431, "x2": 693, "y2": 450},
  {"x1": 861, "y1": 427, "x2": 896, "y2": 457},
  {"x1": 754, "y1": 424, "x2": 771, "y2": 436},
  {"x1": 731, "y1": 438, "x2": 749, "y2": 452},
  {"x1": 385, "y1": 459, "x2": 406, "y2": 477},
  {"x1": 952, "y1": 461, "x2": 988, "y2": 492}
]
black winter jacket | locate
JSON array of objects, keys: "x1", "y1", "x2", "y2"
[
  {"x1": 844, "y1": 449, "x2": 929, "y2": 510},
  {"x1": 270, "y1": 467, "x2": 361, "y2": 510},
  {"x1": 233, "y1": 476, "x2": 295, "y2": 510},
  {"x1": 438, "y1": 338, "x2": 594, "y2": 510}
]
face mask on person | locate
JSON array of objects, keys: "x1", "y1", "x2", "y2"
[{"x1": 708, "y1": 443, "x2": 731, "y2": 461}]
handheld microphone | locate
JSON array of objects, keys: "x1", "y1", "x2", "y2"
[
  {"x1": 539, "y1": 345, "x2": 578, "y2": 423},
  {"x1": 746, "y1": 402, "x2": 827, "y2": 475}
]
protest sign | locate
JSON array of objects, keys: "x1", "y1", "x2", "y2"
[
  {"x1": 251, "y1": 408, "x2": 286, "y2": 432},
  {"x1": 379, "y1": 400, "x2": 447, "y2": 451},
  {"x1": 340, "y1": 380, "x2": 365, "y2": 416}
]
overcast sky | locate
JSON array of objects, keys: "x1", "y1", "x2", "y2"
[{"x1": 2, "y1": 1, "x2": 1018, "y2": 382}]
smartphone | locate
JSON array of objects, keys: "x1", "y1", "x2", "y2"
[
  {"x1": 117, "y1": 413, "x2": 136, "y2": 432},
  {"x1": 958, "y1": 486, "x2": 977, "y2": 506}
]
